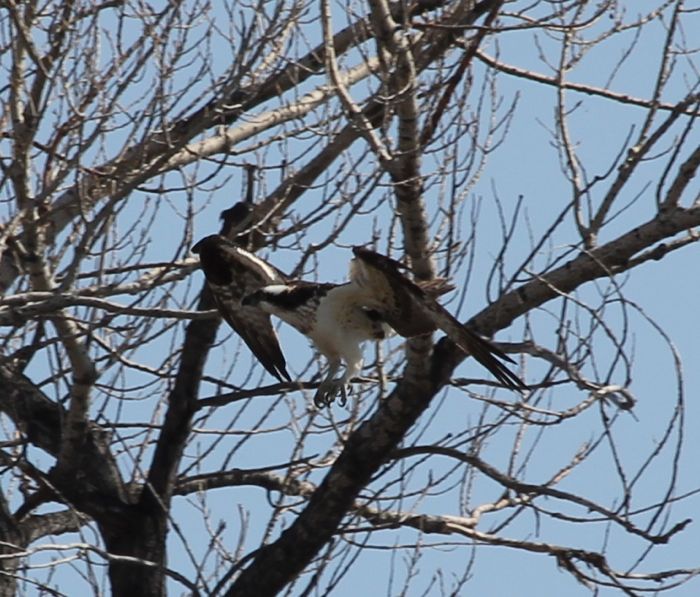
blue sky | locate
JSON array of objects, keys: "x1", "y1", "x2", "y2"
[
  {"x1": 4, "y1": 1, "x2": 699, "y2": 595},
  {"x1": 180, "y1": 3, "x2": 700, "y2": 595},
  {"x1": 183, "y1": 9, "x2": 699, "y2": 595}
]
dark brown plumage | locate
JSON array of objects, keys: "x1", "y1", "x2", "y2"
[
  {"x1": 351, "y1": 247, "x2": 526, "y2": 392},
  {"x1": 192, "y1": 236, "x2": 525, "y2": 406},
  {"x1": 192, "y1": 235, "x2": 291, "y2": 382}
]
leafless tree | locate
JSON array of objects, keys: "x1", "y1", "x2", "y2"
[{"x1": 1, "y1": 1, "x2": 698, "y2": 595}]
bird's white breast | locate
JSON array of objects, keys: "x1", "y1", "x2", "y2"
[{"x1": 310, "y1": 285, "x2": 377, "y2": 360}]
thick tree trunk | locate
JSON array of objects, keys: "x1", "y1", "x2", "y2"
[
  {"x1": 0, "y1": 513, "x2": 22, "y2": 597},
  {"x1": 100, "y1": 499, "x2": 168, "y2": 597}
]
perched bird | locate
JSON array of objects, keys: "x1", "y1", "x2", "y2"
[{"x1": 192, "y1": 235, "x2": 526, "y2": 406}]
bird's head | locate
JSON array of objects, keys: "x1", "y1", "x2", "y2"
[
  {"x1": 192, "y1": 235, "x2": 235, "y2": 285},
  {"x1": 191, "y1": 234, "x2": 218, "y2": 255}
]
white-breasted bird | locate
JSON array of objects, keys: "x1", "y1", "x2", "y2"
[{"x1": 192, "y1": 235, "x2": 525, "y2": 406}]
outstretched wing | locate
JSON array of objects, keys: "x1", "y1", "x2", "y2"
[
  {"x1": 192, "y1": 234, "x2": 291, "y2": 382},
  {"x1": 351, "y1": 247, "x2": 526, "y2": 391}
]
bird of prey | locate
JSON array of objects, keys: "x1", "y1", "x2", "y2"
[{"x1": 192, "y1": 234, "x2": 526, "y2": 406}]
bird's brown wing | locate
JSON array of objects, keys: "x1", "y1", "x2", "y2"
[
  {"x1": 351, "y1": 247, "x2": 526, "y2": 391},
  {"x1": 209, "y1": 288, "x2": 291, "y2": 382},
  {"x1": 417, "y1": 277, "x2": 455, "y2": 298},
  {"x1": 192, "y1": 235, "x2": 291, "y2": 382},
  {"x1": 348, "y1": 248, "x2": 436, "y2": 337}
]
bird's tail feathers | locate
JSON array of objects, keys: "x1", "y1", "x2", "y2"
[{"x1": 427, "y1": 301, "x2": 526, "y2": 392}]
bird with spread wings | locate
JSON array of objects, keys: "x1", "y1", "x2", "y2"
[{"x1": 192, "y1": 234, "x2": 526, "y2": 406}]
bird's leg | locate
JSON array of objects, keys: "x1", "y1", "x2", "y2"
[
  {"x1": 337, "y1": 383, "x2": 349, "y2": 407},
  {"x1": 313, "y1": 355, "x2": 363, "y2": 408},
  {"x1": 314, "y1": 359, "x2": 344, "y2": 408},
  {"x1": 335, "y1": 359, "x2": 362, "y2": 407}
]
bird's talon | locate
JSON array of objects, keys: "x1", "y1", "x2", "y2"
[
  {"x1": 313, "y1": 390, "x2": 328, "y2": 408},
  {"x1": 313, "y1": 382, "x2": 332, "y2": 408},
  {"x1": 337, "y1": 384, "x2": 348, "y2": 407},
  {"x1": 313, "y1": 380, "x2": 348, "y2": 408}
]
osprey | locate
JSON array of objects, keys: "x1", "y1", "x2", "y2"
[{"x1": 192, "y1": 234, "x2": 525, "y2": 406}]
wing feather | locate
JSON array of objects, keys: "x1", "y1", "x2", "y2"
[
  {"x1": 351, "y1": 247, "x2": 526, "y2": 391},
  {"x1": 422, "y1": 301, "x2": 526, "y2": 391},
  {"x1": 192, "y1": 235, "x2": 291, "y2": 382},
  {"x1": 349, "y1": 248, "x2": 435, "y2": 337}
]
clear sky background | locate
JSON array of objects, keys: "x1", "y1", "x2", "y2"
[
  {"x1": 179, "y1": 2, "x2": 699, "y2": 595},
  {"x1": 5, "y1": 1, "x2": 699, "y2": 595},
  {"x1": 177, "y1": 3, "x2": 700, "y2": 594}
]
